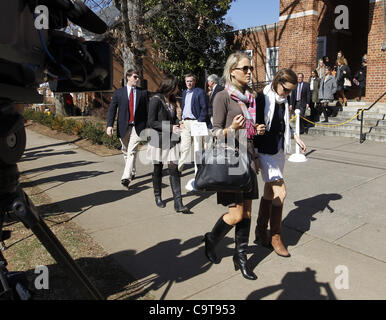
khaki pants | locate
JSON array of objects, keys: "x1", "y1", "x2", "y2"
[
  {"x1": 120, "y1": 126, "x2": 142, "y2": 180},
  {"x1": 178, "y1": 120, "x2": 203, "y2": 172}
]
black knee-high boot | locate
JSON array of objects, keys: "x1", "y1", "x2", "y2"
[
  {"x1": 203, "y1": 215, "x2": 234, "y2": 263},
  {"x1": 233, "y1": 219, "x2": 257, "y2": 280},
  {"x1": 169, "y1": 165, "x2": 189, "y2": 213},
  {"x1": 153, "y1": 164, "x2": 165, "y2": 208}
]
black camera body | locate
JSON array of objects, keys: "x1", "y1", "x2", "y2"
[
  {"x1": 0, "y1": 0, "x2": 112, "y2": 300},
  {"x1": 0, "y1": 0, "x2": 112, "y2": 104}
]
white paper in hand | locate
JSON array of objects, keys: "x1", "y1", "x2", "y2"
[{"x1": 190, "y1": 121, "x2": 208, "y2": 136}]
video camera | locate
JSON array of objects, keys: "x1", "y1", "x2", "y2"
[
  {"x1": 0, "y1": 0, "x2": 112, "y2": 299},
  {"x1": 0, "y1": 0, "x2": 112, "y2": 104}
]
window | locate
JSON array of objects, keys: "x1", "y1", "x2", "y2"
[
  {"x1": 317, "y1": 36, "x2": 327, "y2": 64},
  {"x1": 266, "y1": 47, "x2": 279, "y2": 82}
]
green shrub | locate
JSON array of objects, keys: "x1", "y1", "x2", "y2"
[
  {"x1": 23, "y1": 109, "x2": 123, "y2": 149},
  {"x1": 31, "y1": 111, "x2": 53, "y2": 128},
  {"x1": 80, "y1": 121, "x2": 104, "y2": 145},
  {"x1": 51, "y1": 116, "x2": 65, "y2": 131},
  {"x1": 23, "y1": 108, "x2": 35, "y2": 120},
  {"x1": 101, "y1": 132, "x2": 121, "y2": 150},
  {"x1": 62, "y1": 118, "x2": 76, "y2": 135}
]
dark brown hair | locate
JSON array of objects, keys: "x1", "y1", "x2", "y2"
[
  {"x1": 271, "y1": 68, "x2": 297, "y2": 92},
  {"x1": 126, "y1": 69, "x2": 139, "y2": 79},
  {"x1": 184, "y1": 73, "x2": 197, "y2": 81},
  {"x1": 157, "y1": 75, "x2": 179, "y2": 104}
]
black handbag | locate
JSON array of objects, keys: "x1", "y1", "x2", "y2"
[{"x1": 194, "y1": 141, "x2": 255, "y2": 193}]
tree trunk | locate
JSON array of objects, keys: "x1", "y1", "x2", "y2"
[{"x1": 54, "y1": 94, "x2": 67, "y2": 116}]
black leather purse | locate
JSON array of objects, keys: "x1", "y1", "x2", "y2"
[{"x1": 194, "y1": 141, "x2": 255, "y2": 193}]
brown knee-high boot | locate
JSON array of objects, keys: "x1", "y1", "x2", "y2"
[
  {"x1": 270, "y1": 204, "x2": 290, "y2": 257},
  {"x1": 254, "y1": 198, "x2": 272, "y2": 247}
]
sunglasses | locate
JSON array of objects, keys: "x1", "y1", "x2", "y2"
[
  {"x1": 280, "y1": 83, "x2": 292, "y2": 94},
  {"x1": 132, "y1": 75, "x2": 139, "y2": 80},
  {"x1": 234, "y1": 66, "x2": 254, "y2": 72}
]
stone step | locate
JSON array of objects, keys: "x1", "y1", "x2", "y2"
[
  {"x1": 324, "y1": 101, "x2": 386, "y2": 113},
  {"x1": 309, "y1": 122, "x2": 386, "y2": 134},
  {"x1": 326, "y1": 118, "x2": 386, "y2": 127},
  {"x1": 307, "y1": 127, "x2": 386, "y2": 142},
  {"x1": 327, "y1": 111, "x2": 386, "y2": 120}
]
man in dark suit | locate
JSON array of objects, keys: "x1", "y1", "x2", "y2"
[
  {"x1": 207, "y1": 74, "x2": 224, "y2": 123},
  {"x1": 178, "y1": 73, "x2": 210, "y2": 172},
  {"x1": 290, "y1": 73, "x2": 311, "y2": 134},
  {"x1": 106, "y1": 69, "x2": 149, "y2": 188}
]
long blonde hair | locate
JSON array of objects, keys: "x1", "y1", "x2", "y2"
[{"x1": 223, "y1": 51, "x2": 253, "y2": 92}]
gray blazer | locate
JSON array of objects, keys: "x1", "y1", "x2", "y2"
[{"x1": 318, "y1": 76, "x2": 337, "y2": 101}]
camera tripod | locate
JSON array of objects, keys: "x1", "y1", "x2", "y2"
[{"x1": 0, "y1": 99, "x2": 103, "y2": 300}]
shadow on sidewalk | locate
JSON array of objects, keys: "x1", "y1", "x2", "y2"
[
  {"x1": 24, "y1": 139, "x2": 82, "y2": 153},
  {"x1": 282, "y1": 193, "x2": 343, "y2": 244},
  {"x1": 246, "y1": 267, "x2": 337, "y2": 300},
  {"x1": 21, "y1": 160, "x2": 99, "y2": 175},
  {"x1": 248, "y1": 193, "x2": 343, "y2": 276},
  {"x1": 20, "y1": 149, "x2": 77, "y2": 162},
  {"x1": 20, "y1": 170, "x2": 113, "y2": 189},
  {"x1": 110, "y1": 236, "x2": 235, "y2": 300},
  {"x1": 16, "y1": 234, "x2": 232, "y2": 300},
  {"x1": 37, "y1": 189, "x2": 147, "y2": 217}
]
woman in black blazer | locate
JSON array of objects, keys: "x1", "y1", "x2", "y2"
[{"x1": 147, "y1": 75, "x2": 190, "y2": 214}]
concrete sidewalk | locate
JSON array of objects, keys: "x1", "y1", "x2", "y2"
[{"x1": 18, "y1": 129, "x2": 386, "y2": 300}]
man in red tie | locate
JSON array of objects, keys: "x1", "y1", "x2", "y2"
[
  {"x1": 106, "y1": 69, "x2": 149, "y2": 188},
  {"x1": 289, "y1": 73, "x2": 311, "y2": 134}
]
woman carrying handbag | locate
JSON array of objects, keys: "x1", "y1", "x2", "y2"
[
  {"x1": 147, "y1": 75, "x2": 190, "y2": 214},
  {"x1": 202, "y1": 52, "x2": 266, "y2": 280}
]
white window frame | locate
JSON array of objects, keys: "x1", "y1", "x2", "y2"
[{"x1": 266, "y1": 47, "x2": 279, "y2": 82}]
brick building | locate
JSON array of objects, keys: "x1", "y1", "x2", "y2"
[{"x1": 228, "y1": 0, "x2": 385, "y2": 103}]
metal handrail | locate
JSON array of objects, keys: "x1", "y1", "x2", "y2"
[{"x1": 357, "y1": 91, "x2": 386, "y2": 143}]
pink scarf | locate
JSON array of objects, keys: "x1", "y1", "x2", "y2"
[{"x1": 225, "y1": 84, "x2": 256, "y2": 138}]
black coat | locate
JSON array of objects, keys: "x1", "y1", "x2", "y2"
[
  {"x1": 336, "y1": 65, "x2": 351, "y2": 91},
  {"x1": 148, "y1": 94, "x2": 180, "y2": 149},
  {"x1": 106, "y1": 86, "x2": 149, "y2": 138},
  {"x1": 253, "y1": 93, "x2": 286, "y2": 155},
  {"x1": 290, "y1": 82, "x2": 311, "y2": 111},
  {"x1": 354, "y1": 66, "x2": 367, "y2": 88},
  {"x1": 208, "y1": 84, "x2": 224, "y2": 117}
]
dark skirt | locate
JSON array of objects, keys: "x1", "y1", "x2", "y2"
[
  {"x1": 217, "y1": 176, "x2": 259, "y2": 206},
  {"x1": 216, "y1": 144, "x2": 259, "y2": 207}
]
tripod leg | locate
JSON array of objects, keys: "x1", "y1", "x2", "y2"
[{"x1": 12, "y1": 188, "x2": 104, "y2": 300}]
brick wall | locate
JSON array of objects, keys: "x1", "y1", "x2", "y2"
[
  {"x1": 367, "y1": 1, "x2": 386, "y2": 102},
  {"x1": 278, "y1": 13, "x2": 318, "y2": 79},
  {"x1": 229, "y1": 24, "x2": 279, "y2": 84}
]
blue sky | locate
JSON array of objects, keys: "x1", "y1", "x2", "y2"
[{"x1": 225, "y1": 0, "x2": 280, "y2": 30}]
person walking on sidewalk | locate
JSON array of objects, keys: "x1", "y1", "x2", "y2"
[
  {"x1": 253, "y1": 68, "x2": 306, "y2": 258},
  {"x1": 203, "y1": 52, "x2": 266, "y2": 280},
  {"x1": 106, "y1": 69, "x2": 149, "y2": 188},
  {"x1": 178, "y1": 74, "x2": 211, "y2": 173},
  {"x1": 207, "y1": 74, "x2": 224, "y2": 124},
  {"x1": 318, "y1": 66, "x2": 337, "y2": 123},
  {"x1": 147, "y1": 75, "x2": 190, "y2": 214}
]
